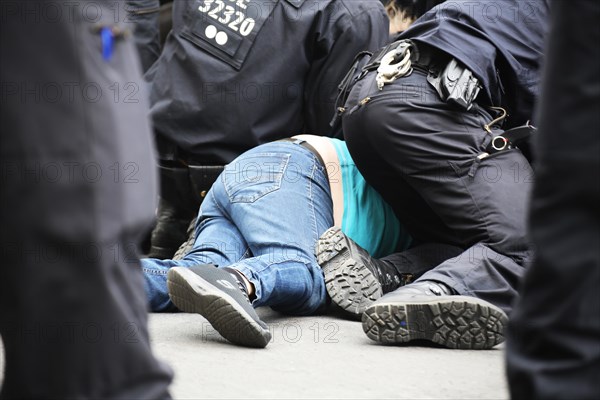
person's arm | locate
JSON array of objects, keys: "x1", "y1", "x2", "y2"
[{"x1": 126, "y1": 0, "x2": 161, "y2": 72}]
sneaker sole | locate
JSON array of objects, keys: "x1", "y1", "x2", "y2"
[
  {"x1": 167, "y1": 268, "x2": 271, "y2": 348},
  {"x1": 316, "y1": 227, "x2": 383, "y2": 317},
  {"x1": 362, "y1": 296, "x2": 508, "y2": 349}
]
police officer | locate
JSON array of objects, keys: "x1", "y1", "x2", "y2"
[
  {"x1": 317, "y1": 0, "x2": 550, "y2": 349},
  {"x1": 507, "y1": 1, "x2": 600, "y2": 397},
  {"x1": 145, "y1": 0, "x2": 390, "y2": 259},
  {"x1": 0, "y1": 1, "x2": 172, "y2": 397}
]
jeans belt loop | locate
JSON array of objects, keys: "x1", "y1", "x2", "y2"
[{"x1": 278, "y1": 138, "x2": 325, "y2": 167}]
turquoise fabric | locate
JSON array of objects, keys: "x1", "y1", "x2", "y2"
[{"x1": 330, "y1": 139, "x2": 412, "y2": 258}]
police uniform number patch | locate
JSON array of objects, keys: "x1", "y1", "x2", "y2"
[{"x1": 180, "y1": 0, "x2": 277, "y2": 70}]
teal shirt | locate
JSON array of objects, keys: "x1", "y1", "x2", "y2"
[{"x1": 330, "y1": 139, "x2": 412, "y2": 258}]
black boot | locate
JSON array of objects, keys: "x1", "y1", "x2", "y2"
[
  {"x1": 315, "y1": 227, "x2": 412, "y2": 317},
  {"x1": 362, "y1": 280, "x2": 508, "y2": 350},
  {"x1": 148, "y1": 197, "x2": 195, "y2": 259},
  {"x1": 148, "y1": 162, "x2": 198, "y2": 259}
]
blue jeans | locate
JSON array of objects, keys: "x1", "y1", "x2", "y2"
[{"x1": 143, "y1": 141, "x2": 333, "y2": 315}]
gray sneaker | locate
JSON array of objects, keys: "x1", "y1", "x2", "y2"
[
  {"x1": 167, "y1": 265, "x2": 271, "y2": 348},
  {"x1": 362, "y1": 281, "x2": 508, "y2": 349}
]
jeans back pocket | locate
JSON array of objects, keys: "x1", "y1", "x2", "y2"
[{"x1": 222, "y1": 152, "x2": 290, "y2": 203}]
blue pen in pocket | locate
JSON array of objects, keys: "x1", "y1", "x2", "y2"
[{"x1": 100, "y1": 26, "x2": 114, "y2": 62}]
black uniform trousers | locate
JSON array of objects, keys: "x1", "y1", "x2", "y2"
[
  {"x1": 506, "y1": 0, "x2": 600, "y2": 398},
  {"x1": 0, "y1": 1, "x2": 172, "y2": 397},
  {"x1": 343, "y1": 69, "x2": 532, "y2": 315}
]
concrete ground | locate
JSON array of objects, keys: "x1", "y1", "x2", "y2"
[
  {"x1": 149, "y1": 307, "x2": 509, "y2": 399},
  {"x1": 0, "y1": 308, "x2": 510, "y2": 399}
]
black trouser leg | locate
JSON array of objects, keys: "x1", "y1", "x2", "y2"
[
  {"x1": 343, "y1": 70, "x2": 531, "y2": 314},
  {"x1": 0, "y1": 2, "x2": 172, "y2": 397},
  {"x1": 506, "y1": 1, "x2": 600, "y2": 397},
  {"x1": 382, "y1": 243, "x2": 464, "y2": 280}
]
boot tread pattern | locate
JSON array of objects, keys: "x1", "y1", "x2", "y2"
[
  {"x1": 316, "y1": 227, "x2": 383, "y2": 316},
  {"x1": 362, "y1": 299, "x2": 507, "y2": 350}
]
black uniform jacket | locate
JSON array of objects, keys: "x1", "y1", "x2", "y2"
[{"x1": 147, "y1": 0, "x2": 389, "y2": 164}]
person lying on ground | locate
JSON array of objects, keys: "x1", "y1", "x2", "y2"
[{"x1": 142, "y1": 135, "x2": 454, "y2": 348}]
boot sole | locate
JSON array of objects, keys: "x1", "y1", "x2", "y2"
[
  {"x1": 173, "y1": 218, "x2": 197, "y2": 260},
  {"x1": 316, "y1": 227, "x2": 383, "y2": 317},
  {"x1": 362, "y1": 296, "x2": 508, "y2": 349},
  {"x1": 167, "y1": 268, "x2": 271, "y2": 348}
]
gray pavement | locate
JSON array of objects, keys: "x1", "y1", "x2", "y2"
[
  {"x1": 149, "y1": 308, "x2": 509, "y2": 399},
  {"x1": 0, "y1": 308, "x2": 510, "y2": 399}
]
